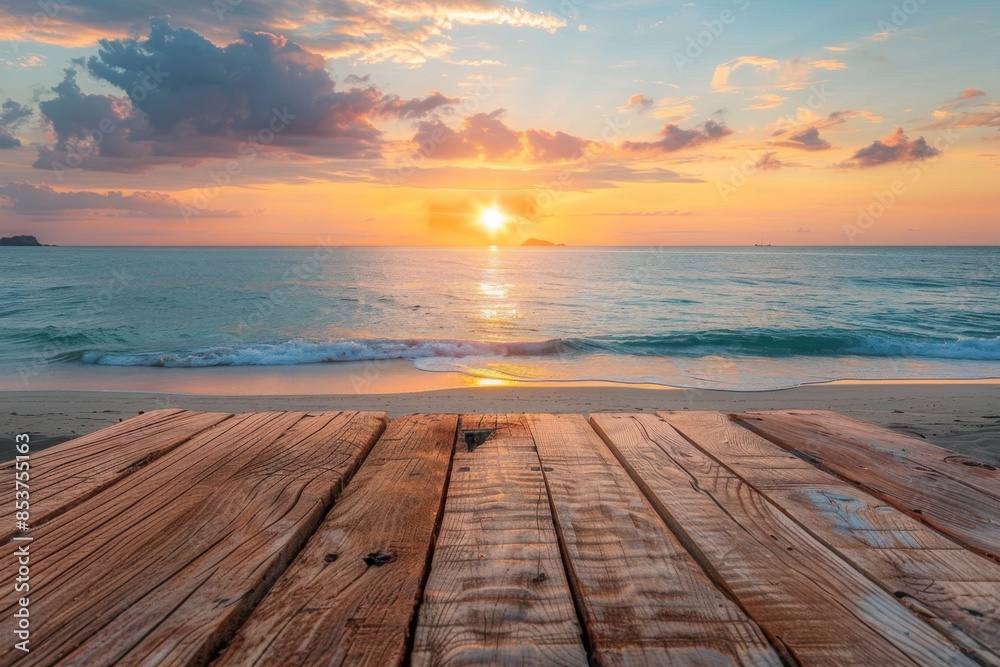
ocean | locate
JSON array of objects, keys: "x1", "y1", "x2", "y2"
[{"x1": 2, "y1": 246, "x2": 999, "y2": 392}]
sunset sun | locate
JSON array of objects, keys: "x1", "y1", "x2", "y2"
[{"x1": 480, "y1": 207, "x2": 507, "y2": 233}]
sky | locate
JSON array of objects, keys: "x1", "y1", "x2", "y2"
[{"x1": 0, "y1": 0, "x2": 997, "y2": 246}]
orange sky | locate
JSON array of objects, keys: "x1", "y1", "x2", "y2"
[{"x1": 0, "y1": 2, "x2": 998, "y2": 245}]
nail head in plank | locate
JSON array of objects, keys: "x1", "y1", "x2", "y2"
[
  {"x1": 526, "y1": 413, "x2": 782, "y2": 666},
  {"x1": 216, "y1": 414, "x2": 458, "y2": 667},
  {"x1": 410, "y1": 414, "x2": 588, "y2": 667},
  {"x1": 0, "y1": 410, "x2": 386, "y2": 666}
]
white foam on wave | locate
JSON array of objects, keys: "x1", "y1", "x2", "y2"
[{"x1": 81, "y1": 338, "x2": 566, "y2": 367}]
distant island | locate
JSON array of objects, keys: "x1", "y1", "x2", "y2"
[
  {"x1": 521, "y1": 238, "x2": 564, "y2": 247},
  {"x1": 0, "y1": 235, "x2": 53, "y2": 246}
]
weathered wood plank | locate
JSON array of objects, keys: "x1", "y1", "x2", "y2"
[
  {"x1": 662, "y1": 410, "x2": 1000, "y2": 663},
  {"x1": 751, "y1": 409, "x2": 1000, "y2": 495},
  {"x1": 526, "y1": 413, "x2": 781, "y2": 666},
  {"x1": 410, "y1": 414, "x2": 588, "y2": 666},
  {"x1": 592, "y1": 413, "x2": 978, "y2": 666},
  {"x1": 216, "y1": 414, "x2": 458, "y2": 667},
  {"x1": 736, "y1": 409, "x2": 1000, "y2": 562},
  {"x1": 0, "y1": 409, "x2": 232, "y2": 541},
  {"x1": 0, "y1": 410, "x2": 386, "y2": 666}
]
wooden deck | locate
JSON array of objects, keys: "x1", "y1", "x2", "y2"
[{"x1": 3, "y1": 409, "x2": 999, "y2": 666}]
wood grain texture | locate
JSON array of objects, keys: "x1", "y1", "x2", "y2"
[
  {"x1": 661, "y1": 410, "x2": 1000, "y2": 664},
  {"x1": 215, "y1": 414, "x2": 458, "y2": 667},
  {"x1": 0, "y1": 409, "x2": 231, "y2": 540},
  {"x1": 592, "y1": 413, "x2": 978, "y2": 667},
  {"x1": 0, "y1": 410, "x2": 386, "y2": 666},
  {"x1": 736, "y1": 409, "x2": 1000, "y2": 562},
  {"x1": 526, "y1": 413, "x2": 781, "y2": 667},
  {"x1": 410, "y1": 414, "x2": 588, "y2": 667}
]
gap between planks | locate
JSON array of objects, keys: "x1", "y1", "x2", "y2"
[{"x1": 590, "y1": 412, "x2": 983, "y2": 666}]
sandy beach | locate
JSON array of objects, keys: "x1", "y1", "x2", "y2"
[{"x1": 3, "y1": 380, "x2": 998, "y2": 465}]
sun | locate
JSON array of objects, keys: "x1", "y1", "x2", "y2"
[{"x1": 480, "y1": 207, "x2": 507, "y2": 233}]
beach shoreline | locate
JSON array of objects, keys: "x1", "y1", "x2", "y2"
[{"x1": 3, "y1": 380, "x2": 998, "y2": 465}]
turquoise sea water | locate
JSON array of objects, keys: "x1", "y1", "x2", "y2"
[{"x1": 2, "y1": 246, "x2": 999, "y2": 391}]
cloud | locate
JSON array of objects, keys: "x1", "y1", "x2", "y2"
[
  {"x1": 841, "y1": 128, "x2": 940, "y2": 168},
  {"x1": 382, "y1": 91, "x2": 459, "y2": 119},
  {"x1": 917, "y1": 90, "x2": 999, "y2": 132},
  {"x1": 619, "y1": 94, "x2": 654, "y2": 113},
  {"x1": 0, "y1": 100, "x2": 32, "y2": 149},
  {"x1": 523, "y1": 129, "x2": 590, "y2": 162},
  {"x1": 953, "y1": 104, "x2": 1000, "y2": 129},
  {"x1": 0, "y1": 1, "x2": 565, "y2": 66},
  {"x1": 745, "y1": 93, "x2": 787, "y2": 111},
  {"x1": 0, "y1": 182, "x2": 238, "y2": 218},
  {"x1": 445, "y1": 59, "x2": 503, "y2": 67},
  {"x1": 773, "y1": 126, "x2": 832, "y2": 151},
  {"x1": 921, "y1": 104, "x2": 1000, "y2": 132},
  {"x1": 711, "y1": 56, "x2": 780, "y2": 92},
  {"x1": 768, "y1": 108, "x2": 882, "y2": 140},
  {"x1": 34, "y1": 69, "x2": 150, "y2": 170},
  {"x1": 621, "y1": 119, "x2": 732, "y2": 154},
  {"x1": 712, "y1": 56, "x2": 845, "y2": 92},
  {"x1": 380, "y1": 162, "x2": 701, "y2": 191},
  {"x1": 649, "y1": 96, "x2": 697, "y2": 122},
  {"x1": 588, "y1": 210, "x2": 694, "y2": 217},
  {"x1": 409, "y1": 109, "x2": 591, "y2": 163},
  {"x1": 33, "y1": 21, "x2": 462, "y2": 172},
  {"x1": 753, "y1": 151, "x2": 782, "y2": 171}
]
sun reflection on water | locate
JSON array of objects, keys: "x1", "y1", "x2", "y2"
[{"x1": 476, "y1": 247, "x2": 518, "y2": 334}]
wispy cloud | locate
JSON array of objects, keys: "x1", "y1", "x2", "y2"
[
  {"x1": 753, "y1": 151, "x2": 782, "y2": 171},
  {"x1": 444, "y1": 59, "x2": 504, "y2": 67},
  {"x1": 0, "y1": 182, "x2": 239, "y2": 218},
  {"x1": 917, "y1": 89, "x2": 999, "y2": 133},
  {"x1": 618, "y1": 94, "x2": 654, "y2": 113},
  {"x1": 712, "y1": 56, "x2": 845, "y2": 92},
  {"x1": 745, "y1": 93, "x2": 787, "y2": 110},
  {"x1": 649, "y1": 96, "x2": 697, "y2": 122},
  {"x1": 0, "y1": 0, "x2": 566, "y2": 66}
]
